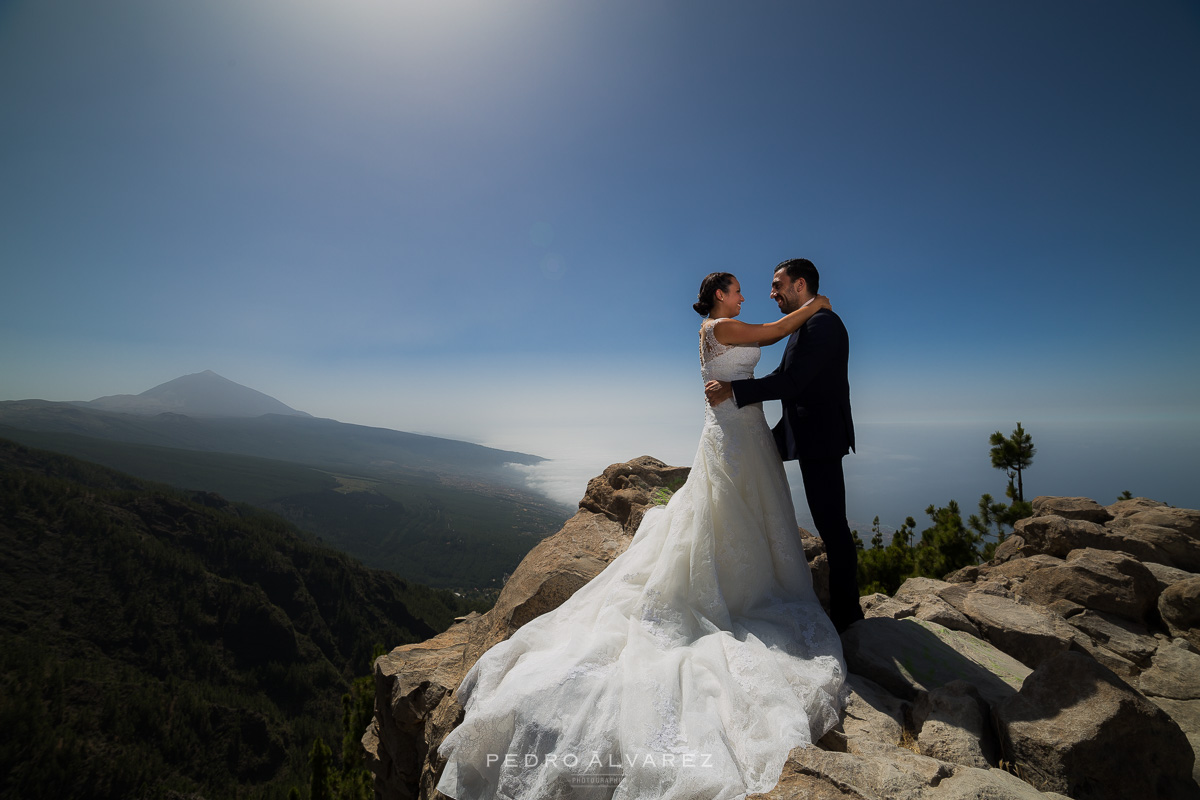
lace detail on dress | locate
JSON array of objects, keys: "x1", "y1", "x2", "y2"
[{"x1": 698, "y1": 319, "x2": 759, "y2": 383}]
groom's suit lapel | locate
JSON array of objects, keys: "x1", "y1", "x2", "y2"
[{"x1": 783, "y1": 314, "x2": 808, "y2": 369}]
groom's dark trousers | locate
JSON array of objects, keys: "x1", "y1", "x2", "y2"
[{"x1": 730, "y1": 307, "x2": 864, "y2": 633}]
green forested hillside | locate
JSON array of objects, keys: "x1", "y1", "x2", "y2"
[
  {"x1": 0, "y1": 412, "x2": 571, "y2": 590},
  {"x1": 0, "y1": 438, "x2": 482, "y2": 799}
]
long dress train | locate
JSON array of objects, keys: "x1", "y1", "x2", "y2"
[{"x1": 435, "y1": 319, "x2": 846, "y2": 800}]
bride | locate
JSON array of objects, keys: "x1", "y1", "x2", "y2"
[{"x1": 435, "y1": 272, "x2": 847, "y2": 800}]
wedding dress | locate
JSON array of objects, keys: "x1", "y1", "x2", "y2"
[{"x1": 435, "y1": 320, "x2": 846, "y2": 800}]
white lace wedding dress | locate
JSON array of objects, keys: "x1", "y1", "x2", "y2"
[{"x1": 435, "y1": 320, "x2": 846, "y2": 800}]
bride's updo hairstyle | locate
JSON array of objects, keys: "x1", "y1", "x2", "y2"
[{"x1": 694, "y1": 272, "x2": 735, "y2": 316}]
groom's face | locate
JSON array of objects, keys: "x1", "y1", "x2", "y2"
[{"x1": 770, "y1": 269, "x2": 803, "y2": 314}]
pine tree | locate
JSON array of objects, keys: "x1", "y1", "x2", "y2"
[
  {"x1": 989, "y1": 423, "x2": 1036, "y2": 503},
  {"x1": 309, "y1": 738, "x2": 336, "y2": 800},
  {"x1": 914, "y1": 501, "x2": 982, "y2": 578}
]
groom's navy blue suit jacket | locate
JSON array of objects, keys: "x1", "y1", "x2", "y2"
[{"x1": 730, "y1": 308, "x2": 855, "y2": 462}]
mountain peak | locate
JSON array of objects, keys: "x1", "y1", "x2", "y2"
[{"x1": 84, "y1": 372, "x2": 311, "y2": 419}]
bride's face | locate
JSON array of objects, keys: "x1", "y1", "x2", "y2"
[{"x1": 716, "y1": 278, "x2": 745, "y2": 317}]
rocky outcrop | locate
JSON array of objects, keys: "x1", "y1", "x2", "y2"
[
  {"x1": 365, "y1": 466, "x2": 1200, "y2": 800},
  {"x1": 1161, "y1": 576, "x2": 1200, "y2": 649},
  {"x1": 861, "y1": 495, "x2": 1200, "y2": 798},
  {"x1": 994, "y1": 651, "x2": 1195, "y2": 799}
]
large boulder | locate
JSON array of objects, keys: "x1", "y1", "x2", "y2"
[
  {"x1": 893, "y1": 578, "x2": 982, "y2": 636},
  {"x1": 1138, "y1": 642, "x2": 1200, "y2": 702},
  {"x1": 840, "y1": 673, "x2": 910, "y2": 748},
  {"x1": 956, "y1": 590, "x2": 1077, "y2": 669},
  {"x1": 1115, "y1": 506, "x2": 1200, "y2": 538},
  {"x1": 995, "y1": 651, "x2": 1197, "y2": 800},
  {"x1": 1011, "y1": 515, "x2": 1113, "y2": 559},
  {"x1": 1150, "y1": 697, "x2": 1200, "y2": 787},
  {"x1": 1013, "y1": 547, "x2": 1161, "y2": 623},
  {"x1": 984, "y1": 554, "x2": 1065, "y2": 584},
  {"x1": 1160, "y1": 576, "x2": 1200, "y2": 648},
  {"x1": 1102, "y1": 507, "x2": 1200, "y2": 572},
  {"x1": 913, "y1": 681, "x2": 996, "y2": 769},
  {"x1": 1065, "y1": 609, "x2": 1158, "y2": 667},
  {"x1": 577, "y1": 455, "x2": 691, "y2": 533},
  {"x1": 988, "y1": 535, "x2": 1026, "y2": 564},
  {"x1": 840, "y1": 617, "x2": 1030, "y2": 707},
  {"x1": 1032, "y1": 496, "x2": 1113, "y2": 524},
  {"x1": 1107, "y1": 496, "x2": 1171, "y2": 517},
  {"x1": 750, "y1": 738, "x2": 1058, "y2": 800},
  {"x1": 1014, "y1": 508, "x2": 1200, "y2": 572}
]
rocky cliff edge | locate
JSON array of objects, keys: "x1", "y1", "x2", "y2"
[{"x1": 364, "y1": 457, "x2": 1200, "y2": 800}]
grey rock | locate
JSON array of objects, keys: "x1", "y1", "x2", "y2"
[
  {"x1": 1067, "y1": 609, "x2": 1158, "y2": 666},
  {"x1": 1045, "y1": 599, "x2": 1085, "y2": 619},
  {"x1": 913, "y1": 681, "x2": 995, "y2": 768},
  {"x1": 986, "y1": 554, "x2": 1065, "y2": 584},
  {"x1": 864, "y1": 595, "x2": 918, "y2": 620},
  {"x1": 883, "y1": 578, "x2": 974, "y2": 633},
  {"x1": 995, "y1": 651, "x2": 1197, "y2": 800},
  {"x1": 1150, "y1": 697, "x2": 1200, "y2": 788},
  {"x1": 1014, "y1": 547, "x2": 1161, "y2": 623},
  {"x1": 859, "y1": 592, "x2": 891, "y2": 615},
  {"x1": 943, "y1": 564, "x2": 982, "y2": 583},
  {"x1": 801, "y1": 528, "x2": 832, "y2": 614},
  {"x1": 1102, "y1": 515, "x2": 1200, "y2": 573},
  {"x1": 1149, "y1": 697, "x2": 1200, "y2": 741},
  {"x1": 1108, "y1": 496, "x2": 1170, "y2": 518},
  {"x1": 799, "y1": 525, "x2": 826, "y2": 558},
  {"x1": 578, "y1": 455, "x2": 691, "y2": 533},
  {"x1": 930, "y1": 766, "x2": 1074, "y2": 799},
  {"x1": 841, "y1": 617, "x2": 1030, "y2": 708},
  {"x1": 960, "y1": 591, "x2": 1076, "y2": 669},
  {"x1": 1071, "y1": 640, "x2": 1140, "y2": 679},
  {"x1": 914, "y1": 597, "x2": 982, "y2": 638},
  {"x1": 989, "y1": 535, "x2": 1025, "y2": 564},
  {"x1": 750, "y1": 740, "x2": 949, "y2": 800},
  {"x1": 887, "y1": 577, "x2": 981, "y2": 635},
  {"x1": 1160, "y1": 576, "x2": 1200, "y2": 649},
  {"x1": 1017, "y1": 510, "x2": 1200, "y2": 573},
  {"x1": 1146, "y1": 561, "x2": 1198, "y2": 591},
  {"x1": 842, "y1": 673, "x2": 910, "y2": 747},
  {"x1": 936, "y1": 582, "x2": 973, "y2": 614},
  {"x1": 751, "y1": 739, "x2": 1054, "y2": 800},
  {"x1": 1117, "y1": 506, "x2": 1200, "y2": 538},
  {"x1": 1139, "y1": 642, "x2": 1200, "y2": 701},
  {"x1": 1032, "y1": 496, "x2": 1113, "y2": 524},
  {"x1": 1012, "y1": 515, "x2": 1113, "y2": 559},
  {"x1": 895, "y1": 577, "x2": 956, "y2": 604}
]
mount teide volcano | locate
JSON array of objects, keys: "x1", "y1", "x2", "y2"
[{"x1": 80, "y1": 370, "x2": 312, "y2": 418}]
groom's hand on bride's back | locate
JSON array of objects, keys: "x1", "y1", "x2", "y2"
[{"x1": 705, "y1": 380, "x2": 733, "y2": 406}]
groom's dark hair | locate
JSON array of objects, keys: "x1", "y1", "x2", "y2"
[{"x1": 775, "y1": 258, "x2": 819, "y2": 294}]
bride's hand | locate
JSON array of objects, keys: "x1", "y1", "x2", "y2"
[
  {"x1": 705, "y1": 380, "x2": 732, "y2": 406},
  {"x1": 814, "y1": 294, "x2": 832, "y2": 311}
]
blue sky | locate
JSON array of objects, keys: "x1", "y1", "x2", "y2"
[{"x1": 3, "y1": 1, "x2": 1199, "y2": 527}]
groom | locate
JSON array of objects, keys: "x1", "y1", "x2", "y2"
[{"x1": 705, "y1": 258, "x2": 864, "y2": 633}]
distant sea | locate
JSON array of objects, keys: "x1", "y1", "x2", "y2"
[{"x1": 509, "y1": 418, "x2": 1200, "y2": 542}]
